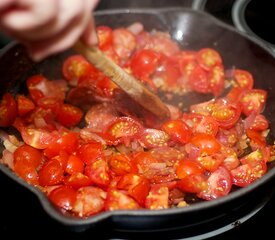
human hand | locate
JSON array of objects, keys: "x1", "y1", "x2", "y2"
[{"x1": 0, "y1": 0, "x2": 99, "y2": 61}]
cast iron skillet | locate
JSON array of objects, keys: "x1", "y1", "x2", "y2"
[{"x1": 1, "y1": 8, "x2": 275, "y2": 236}]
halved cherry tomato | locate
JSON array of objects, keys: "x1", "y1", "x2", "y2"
[
  {"x1": 64, "y1": 172, "x2": 92, "y2": 189},
  {"x1": 108, "y1": 153, "x2": 138, "y2": 175},
  {"x1": 16, "y1": 94, "x2": 35, "y2": 117},
  {"x1": 105, "y1": 189, "x2": 140, "y2": 211},
  {"x1": 48, "y1": 186, "x2": 77, "y2": 211},
  {"x1": 198, "y1": 166, "x2": 232, "y2": 200},
  {"x1": 73, "y1": 186, "x2": 106, "y2": 217},
  {"x1": 188, "y1": 65, "x2": 209, "y2": 94},
  {"x1": 145, "y1": 185, "x2": 169, "y2": 210},
  {"x1": 240, "y1": 89, "x2": 267, "y2": 116},
  {"x1": 14, "y1": 144, "x2": 43, "y2": 169},
  {"x1": 97, "y1": 25, "x2": 113, "y2": 49},
  {"x1": 117, "y1": 173, "x2": 150, "y2": 206},
  {"x1": 162, "y1": 119, "x2": 192, "y2": 144},
  {"x1": 0, "y1": 92, "x2": 18, "y2": 127},
  {"x1": 190, "y1": 133, "x2": 221, "y2": 155},
  {"x1": 44, "y1": 131, "x2": 79, "y2": 158},
  {"x1": 138, "y1": 128, "x2": 170, "y2": 148},
  {"x1": 38, "y1": 159, "x2": 64, "y2": 186},
  {"x1": 130, "y1": 49, "x2": 160, "y2": 80},
  {"x1": 77, "y1": 142, "x2": 102, "y2": 165},
  {"x1": 113, "y1": 28, "x2": 136, "y2": 60},
  {"x1": 62, "y1": 55, "x2": 92, "y2": 84},
  {"x1": 56, "y1": 103, "x2": 83, "y2": 128},
  {"x1": 105, "y1": 116, "x2": 144, "y2": 143},
  {"x1": 233, "y1": 69, "x2": 254, "y2": 89},
  {"x1": 176, "y1": 159, "x2": 204, "y2": 179},
  {"x1": 85, "y1": 158, "x2": 110, "y2": 188},
  {"x1": 196, "y1": 48, "x2": 223, "y2": 71},
  {"x1": 65, "y1": 155, "x2": 84, "y2": 175}
]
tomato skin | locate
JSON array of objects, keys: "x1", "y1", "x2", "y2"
[
  {"x1": 138, "y1": 128, "x2": 170, "y2": 148},
  {"x1": 13, "y1": 144, "x2": 43, "y2": 185},
  {"x1": 62, "y1": 55, "x2": 92, "y2": 83},
  {"x1": 233, "y1": 69, "x2": 254, "y2": 89},
  {"x1": 162, "y1": 119, "x2": 192, "y2": 144},
  {"x1": 38, "y1": 159, "x2": 64, "y2": 186},
  {"x1": 73, "y1": 186, "x2": 106, "y2": 217},
  {"x1": 14, "y1": 144, "x2": 43, "y2": 168},
  {"x1": 0, "y1": 93, "x2": 18, "y2": 127},
  {"x1": 196, "y1": 48, "x2": 223, "y2": 71},
  {"x1": 97, "y1": 25, "x2": 113, "y2": 49},
  {"x1": 105, "y1": 189, "x2": 140, "y2": 211},
  {"x1": 145, "y1": 185, "x2": 169, "y2": 210},
  {"x1": 188, "y1": 65, "x2": 209, "y2": 94},
  {"x1": 108, "y1": 153, "x2": 138, "y2": 175},
  {"x1": 65, "y1": 155, "x2": 84, "y2": 175},
  {"x1": 64, "y1": 172, "x2": 92, "y2": 189},
  {"x1": 77, "y1": 142, "x2": 102, "y2": 165},
  {"x1": 117, "y1": 173, "x2": 150, "y2": 206},
  {"x1": 198, "y1": 166, "x2": 232, "y2": 200},
  {"x1": 130, "y1": 49, "x2": 160, "y2": 79},
  {"x1": 190, "y1": 133, "x2": 221, "y2": 155},
  {"x1": 48, "y1": 186, "x2": 77, "y2": 211},
  {"x1": 56, "y1": 103, "x2": 83, "y2": 128},
  {"x1": 176, "y1": 159, "x2": 204, "y2": 179},
  {"x1": 16, "y1": 94, "x2": 35, "y2": 117},
  {"x1": 44, "y1": 131, "x2": 79, "y2": 158},
  {"x1": 240, "y1": 89, "x2": 267, "y2": 116}
]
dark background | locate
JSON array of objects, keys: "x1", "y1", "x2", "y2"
[{"x1": 1, "y1": 1, "x2": 274, "y2": 239}]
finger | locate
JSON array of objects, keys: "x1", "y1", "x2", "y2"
[
  {"x1": 0, "y1": 0, "x2": 58, "y2": 31},
  {"x1": 0, "y1": 0, "x2": 16, "y2": 10},
  {"x1": 28, "y1": 13, "x2": 87, "y2": 61}
]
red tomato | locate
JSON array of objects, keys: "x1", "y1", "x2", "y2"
[
  {"x1": 73, "y1": 186, "x2": 106, "y2": 217},
  {"x1": 240, "y1": 89, "x2": 267, "y2": 116},
  {"x1": 62, "y1": 55, "x2": 92, "y2": 83},
  {"x1": 105, "y1": 189, "x2": 140, "y2": 211},
  {"x1": 138, "y1": 128, "x2": 170, "y2": 148},
  {"x1": 211, "y1": 101, "x2": 241, "y2": 129},
  {"x1": 44, "y1": 131, "x2": 79, "y2": 158},
  {"x1": 108, "y1": 153, "x2": 138, "y2": 175},
  {"x1": 38, "y1": 159, "x2": 64, "y2": 186},
  {"x1": 16, "y1": 94, "x2": 35, "y2": 117},
  {"x1": 105, "y1": 116, "x2": 144, "y2": 143},
  {"x1": 145, "y1": 185, "x2": 169, "y2": 210},
  {"x1": 177, "y1": 174, "x2": 208, "y2": 193},
  {"x1": 64, "y1": 172, "x2": 92, "y2": 189},
  {"x1": 208, "y1": 65, "x2": 225, "y2": 96},
  {"x1": 198, "y1": 166, "x2": 232, "y2": 200},
  {"x1": 27, "y1": 74, "x2": 65, "y2": 103},
  {"x1": 176, "y1": 159, "x2": 204, "y2": 179},
  {"x1": 97, "y1": 25, "x2": 113, "y2": 49},
  {"x1": 233, "y1": 69, "x2": 254, "y2": 89},
  {"x1": 13, "y1": 119, "x2": 57, "y2": 149},
  {"x1": 191, "y1": 133, "x2": 221, "y2": 155},
  {"x1": 84, "y1": 158, "x2": 110, "y2": 187},
  {"x1": 162, "y1": 119, "x2": 192, "y2": 144},
  {"x1": 56, "y1": 103, "x2": 83, "y2": 128},
  {"x1": 113, "y1": 28, "x2": 136, "y2": 60},
  {"x1": 196, "y1": 48, "x2": 223, "y2": 71},
  {"x1": 249, "y1": 114, "x2": 269, "y2": 131},
  {"x1": 65, "y1": 155, "x2": 84, "y2": 175},
  {"x1": 130, "y1": 49, "x2": 160, "y2": 79},
  {"x1": 48, "y1": 186, "x2": 77, "y2": 211},
  {"x1": 0, "y1": 92, "x2": 18, "y2": 127},
  {"x1": 117, "y1": 173, "x2": 150, "y2": 206},
  {"x1": 77, "y1": 142, "x2": 102, "y2": 165},
  {"x1": 188, "y1": 65, "x2": 209, "y2": 94},
  {"x1": 14, "y1": 144, "x2": 43, "y2": 168}
]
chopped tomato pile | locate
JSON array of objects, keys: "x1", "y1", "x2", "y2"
[{"x1": 1, "y1": 22, "x2": 274, "y2": 218}]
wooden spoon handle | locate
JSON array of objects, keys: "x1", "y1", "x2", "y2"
[{"x1": 73, "y1": 41, "x2": 170, "y2": 120}]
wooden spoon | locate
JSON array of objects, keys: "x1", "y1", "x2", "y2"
[{"x1": 73, "y1": 41, "x2": 170, "y2": 121}]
